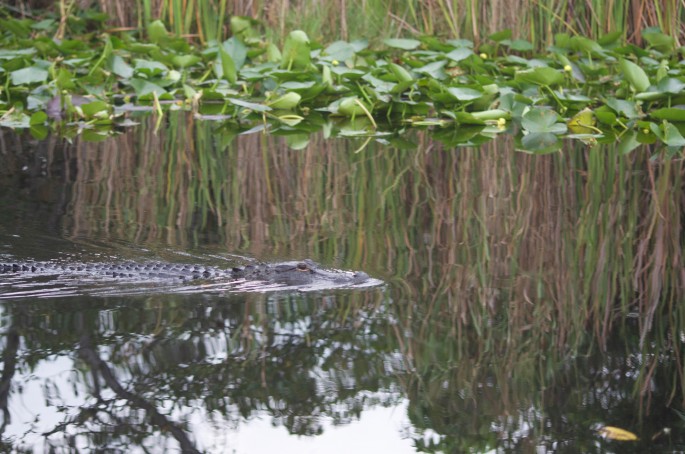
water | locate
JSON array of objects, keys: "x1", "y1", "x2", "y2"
[{"x1": 0, "y1": 115, "x2": 683, "y2": 452}]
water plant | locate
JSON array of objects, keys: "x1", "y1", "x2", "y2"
[{"x1": 0, "y1": 6, "x2": 683, "y2": 153}]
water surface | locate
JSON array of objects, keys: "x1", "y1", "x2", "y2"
[{"x1": 0, "y1": 115, "x2": 683, "y2": 452}]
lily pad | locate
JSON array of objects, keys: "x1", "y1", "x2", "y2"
[
  {"x1": 383, "y1": 38, "x2": 421, "y2": 50},
  {"x1": 521, "y1": 108, "x2": 567, "y2": 134},
  {"x1": 514, "y1": 66, "x2": 564, "y2": 86},
  {"x1": 619, "y1": 58, "x2": 650, "y2": 92}
]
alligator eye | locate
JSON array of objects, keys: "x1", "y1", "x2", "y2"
[{"x1": 297, "y1": 262, "x2": 309, "y2": 271}]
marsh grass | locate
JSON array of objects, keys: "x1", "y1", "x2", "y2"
[
  {"x1": 9, "y1": 1, "x2": 681, "y2": 45},
  {"x1": 41, "y1": 1, "x2": 678, "y2": 46}
]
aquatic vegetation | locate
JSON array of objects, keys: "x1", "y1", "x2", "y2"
[{"x1": 0, "y1": 11, "x2": 683, "y2": 153}]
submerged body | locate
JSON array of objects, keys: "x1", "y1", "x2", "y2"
[{"x1": 0, "y1": 259, "x2": 371, "y2": 289}]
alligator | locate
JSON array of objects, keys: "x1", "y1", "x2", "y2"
[{"x1": 0, "y1": 259, "x2": 372, "y2": 289}]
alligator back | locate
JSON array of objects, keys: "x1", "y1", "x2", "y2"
[{"x1": 0, "y1": 259, "x2": 374, "y2": 290}]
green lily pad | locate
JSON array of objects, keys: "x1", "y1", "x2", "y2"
[
  {"x1": 445, "y1": 47, "x2": 473, "y2": 62},
  {"x1": 662, "y1": 121, "x2": 685, "y2": 147},
  {"x1": 650, "y1": 107, "x2": 685, "y2": 122},
  {"x1": 619, "y1": 58, "x2": 650, "y2": 92},
  {"x1": 281, "y1": 30, "x2": 311, "y2": 70},
  {"x1": 514, "y1": 66, "x2": 564, "y2": 86},
  {"x1": 656, "y1": 77, "x2": 685, "y2": 95},
  {"x1": 383, "y1": 38, "x2": 421, "y2": 50},
  {"x1": 521, "y1": 108, "x2": 567, "y2": 134},
  {"x1": 10, "y1": 66, "x2": 49, "y2": 85},
  {"x1": 446, "y1": 87, "x2": 483, "y2": 101},
  {"x1": 606, "y1": 98, "x2": 639, "y2": 119}
]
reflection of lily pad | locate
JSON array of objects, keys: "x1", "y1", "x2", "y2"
[
  {"x1": 521, "y1": 108, "x2": 567, "y2": 134},
  {"x1": 518, "y1": 132, "x2": 562, "y2": 153}
]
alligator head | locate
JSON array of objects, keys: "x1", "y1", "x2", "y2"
[{"x1": 234, "y1": 259, "x2": 370, "y2": 287}]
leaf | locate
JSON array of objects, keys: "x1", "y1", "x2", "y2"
[
  {"x1": 514, "y1": 67, "x2": 564, "y2": 86},
  {"x1": 598, "y1": 426, "x2": 638, "y2": 441},
  {"x1": 80, "y1": 100, "x2": 109, "y2": 117},
  {"x1": 642, "y1": 27, "x2": 675, "y2": 53},
  {"x1": 324, "y1": 41, "x2": 357, "y2": 62},
  {"x1": 488, "y1": 29, "x2": 512, "y2": 42},
  {"x1": 504, "y1": 39, "x2": 534, "y2": 51},
  {"x1": 619, "y1": 59, "x2": 650, "y2": 92},
  {"x1": 222, "y1": 37, "x2": 247, "y2": 70},
  {"x1": 521, "y1": 108, "x2": 567, "y2": 134},
  {"x1": 172, "y1": 54, "x2": 201, "y2": 69},
  {"x1": 110, "y1": 55, "x2": 133, "y2": 79},
  {"x1": 662, "y1": 121, "x2": 685, "y2": 147},
  {"x1": 147, "y1": 20, "x2": 168, "y2": 44},
  {"x1": 656, "y1": 77, "x2": 685, "y2": 95},
  {"x1": 446, "y1": 87, "x2": 483, "y2": 101},
  {"x1": 281, "y1": 30, "x2": 311, "y2": 70},
  {"x1": 267, "y1": 92, "x2": 301, "y2": 110},
  {"x1": 567, "y1": 108, "x2": 597, "y2": 134},
  {"x1": 650, "y1": 107, "x2": 685, "y2": 122},
  {"x1": 29, "y1": 111, "x2": 47, "y2": 126},
  {"x1": 383, "y1": 38, "x2": 421, "y2": 50},
  {"x1": 227, "y1": 97, "x2": 271, "y2": 112},
  {"x1": 10, "y1": 66, "x2": 49, "y2": 85},
  {"x1": 617, "y1": 131, "x2": 641, "y2": 154},
  {"x1": 445, "y1": 47, "x2": 473, "y2": 62},
  {"x1": 218, "y1": 46, "x2": 237, "y2": 83},
  {"x1": 606, "y1": 98, "x2": 639, "y2": 119}
]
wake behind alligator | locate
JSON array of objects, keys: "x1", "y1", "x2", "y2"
[{"x1": 0, "y1": 259, "x2": 381, "y2": 298}]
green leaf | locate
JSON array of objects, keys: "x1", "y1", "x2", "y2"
[
  {"x1": 227, "y1": 97, "x2": 271, "y2": 112},
  {"x1": 80, "y1": 100, "x2": 109, "y2": 117},
  {"x1": 281, "y1": 30, "x2": 311, "y2": 70},
  {"x1": 383, "y1": 38, "x2": 421, "y2": 50},
  {"x1": 129, "y1": 79, "x2": 167, "y2": 97},
  {"x1": 619, "y1": 58, "x2": 650, "y2": 92},
  {"x1": 222, "y1": 37, "x2": 247, "y2": 70},
  {"x1": 504, "y1": 39, "x2": 533, "y2": 51},
  {"x1": 147, "y1": 20, "x2": 168, "y2": 44},
  {"x1": 650, "y1": 107, "x2": 685, "y2": 122},
  {"x1": 521, "y1": 108, "x2": 567, "y2": 134},
  {"x1": 488, "y1": 29, "x2": 512, "y2": 42},
  {"x1": 662, "y1": 122, "x2": 685, "y2": 147},
  {"x1": 606, "y1": 98, "x2": 639, "y2": 119},
  {"x1": 617, "y1": 131, "x2": 641, "y2": 154},
  {"x1": 29, "y1": 111, "x2": 47, "y2": 126},
  {"x1": 446, "y1": 87, "x2": 483, "y2": 101},
  {"x1": 10, "y1": 66, "x2": 49, "y2": 85},
  {"x1": 267, "y1": 92, "x2": 301, "y2": 109},
  {"x1": 642, "y1": 27, "x2": 675, "y2": 53},
  {"x1": 445, "y1": 47, "x2": 473, "y2": 62},
  {"x1": 656, "y1": 77, "x2": 685, "y2": 95},
  {"x1": 172, "y1": 54, "x2": 201, "y2": 69},
  {"x1": 219, "y1": 46, "x2": 237, "y2": 83},
  {"x1": 111, "y1": 55, "x2": 133, "y2": 79},
  {"x1": 514, "y1": 67, "x2": 564, "y2": 86},
  {"x1": 324, "y1": 41, "x2": 357, "y2": 62},
  {"x1": 569, "y1": 36, "x2": 604, "y2": 54}
]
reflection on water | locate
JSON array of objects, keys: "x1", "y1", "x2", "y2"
[{"x1": 0, "y1": 115, "x2": 684, "y2": 452}]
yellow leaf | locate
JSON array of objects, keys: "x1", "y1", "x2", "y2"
[
  {"x1": 598, "y1": 425, "x2": 639, "y2": 441},
  {"x1": 568, "y1": 107, "x2": 598, "y2": 134}
]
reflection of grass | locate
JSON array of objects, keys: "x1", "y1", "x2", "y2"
[{"x1": 60, "y1": 111, "x2": 684, "y2": 414}]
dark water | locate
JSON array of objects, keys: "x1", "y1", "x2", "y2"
[{"x1": 0, "y1": 116, "x2": 684, "y2": 453}]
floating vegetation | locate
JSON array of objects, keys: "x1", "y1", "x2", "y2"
[{"x1": 0, "y1": 12, "x2": 684, "y2": 153}]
